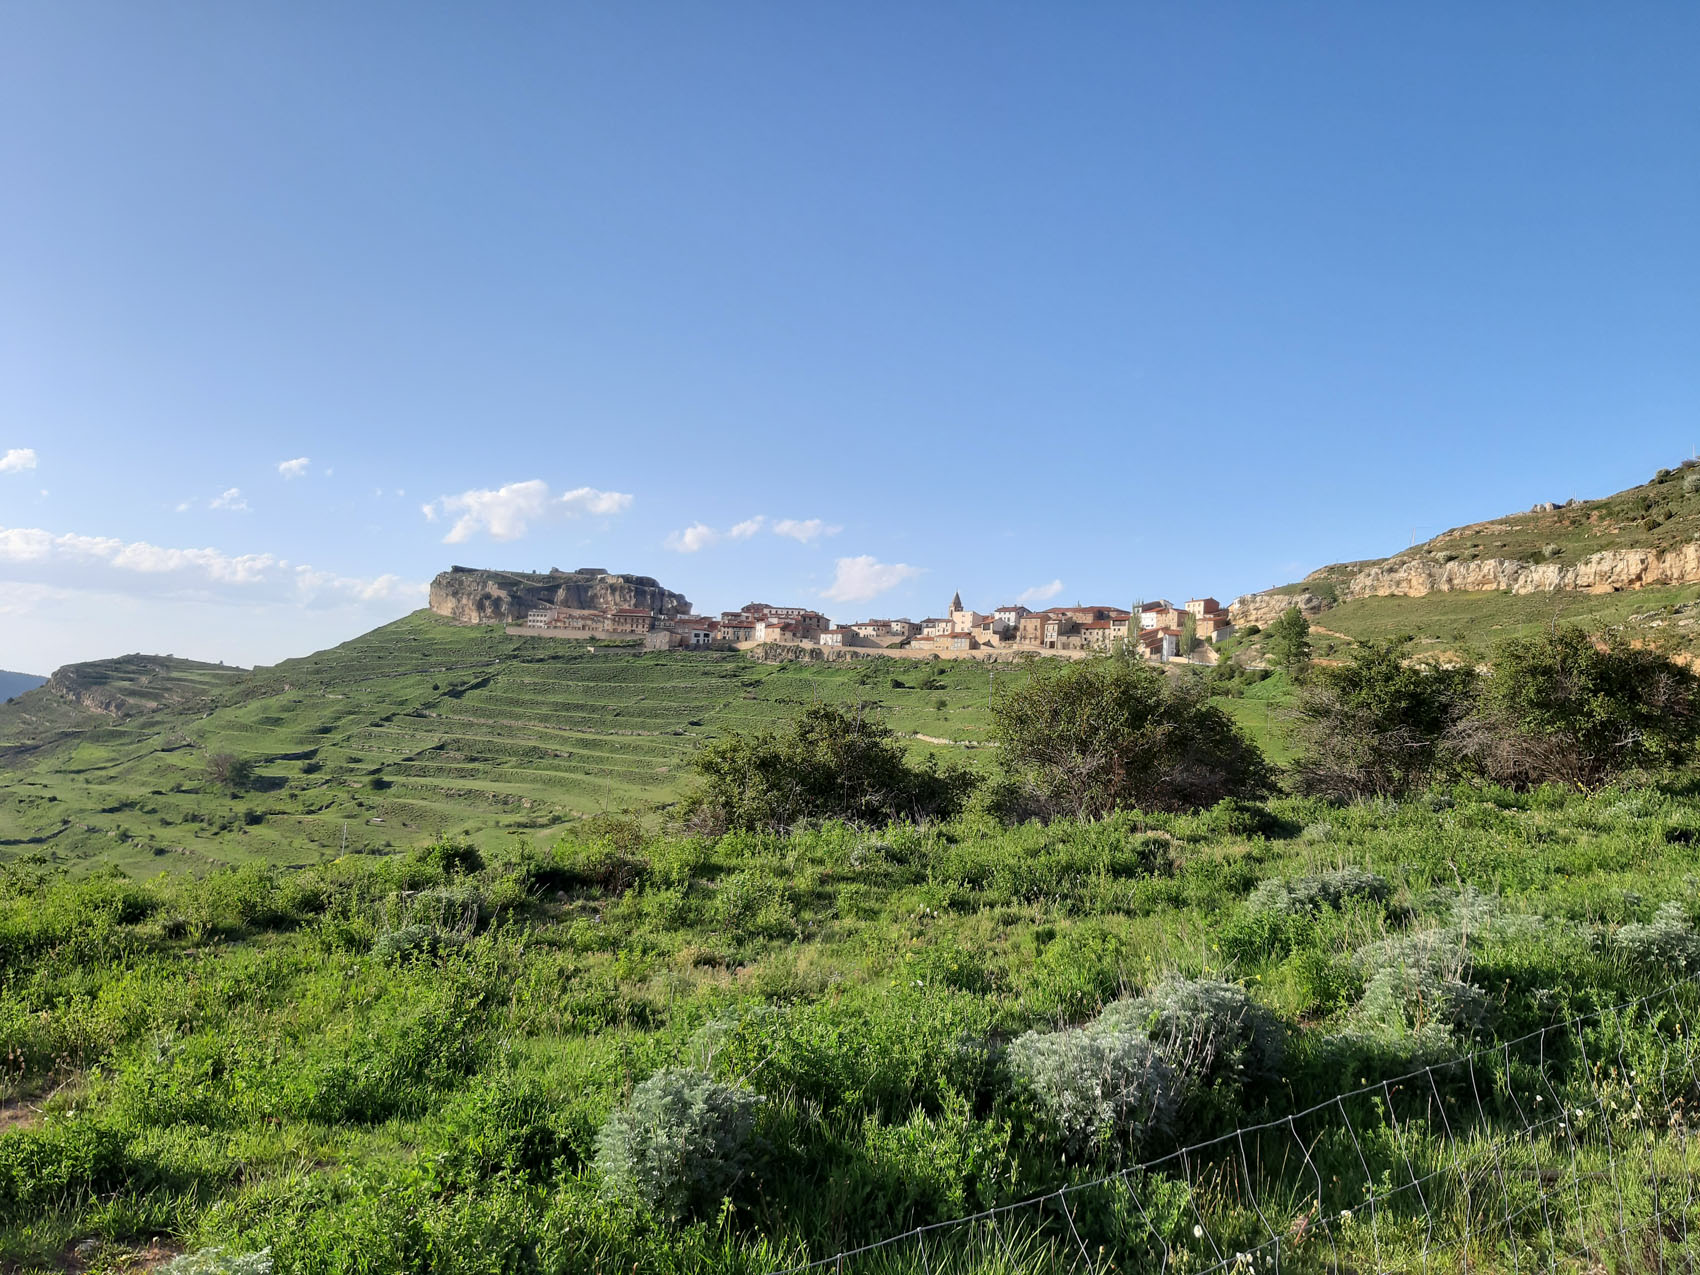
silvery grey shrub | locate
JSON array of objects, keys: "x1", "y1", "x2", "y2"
[
  {"x1": 1006, "y1": 1027, "x2": 1180, "y2": 1158},
  {"x1": 594, "y1": 1068, "x2": 763, "y2": 1218}
]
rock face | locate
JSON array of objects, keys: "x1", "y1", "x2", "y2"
[
  {"x1": 1346, "y1": 544, "x2": 1700, "y2": 598},
  {"x1": 1232, "y1": 543, "x2": 1700, "y2": 623},
  {"x1": 427, "y1": 566, "x2": 691, "y2": 625},
  {"x1": 1229, "y1": 591, "x2": 1332, "y2": 627}
]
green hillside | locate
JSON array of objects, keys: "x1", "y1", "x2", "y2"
[{"x1": 0, "y1": 612, "x2": 1035, "y2": 876}]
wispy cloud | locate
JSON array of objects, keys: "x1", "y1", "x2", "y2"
[
  {"x1": 665, "y1": 513, "x2": 841, "y2": 552},
  {"x1": 0, "y1": 523, "x2": 425, "y2": 608},
  {"x1": 209, "y1": 487, "x2": 250, "y2": 512},
  {"x1": 422, "y1": 479, "x2": 633, "y2": 543},
  {"x1": 1017, "y1": 578, "x2": 1064, "y2": 604},
  {"x1": 0, "y1": 448, "x2": 38, "y2": 474},
  {"x1": 821, "y1": 555, "x2": 924, "y2": 604},
  {"x1": 773, "y1": 517, "x2": 842, "y2": 544},
  {"x1": 277, "y1": 456, "x2": 310, "y2": 479}
]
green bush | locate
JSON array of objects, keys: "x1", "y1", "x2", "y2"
[
  {"x1": 1005, "y1": 1026, "x2": 1180, "y2": 1158},
  {"x1": 412, "y1": 838, "x2": 484, "y2": 876},
  {"x1": 594, "y1": 1068, "x2": 762, "y2": 1218},
  {"x1": 678, "y1": 704, "x2": 977, "y2": 832},
  {"x1": 992, "y1": 654, "x2": 1273, "y2": 818}
]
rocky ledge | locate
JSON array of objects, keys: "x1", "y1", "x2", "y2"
[
  {"x1": 427, "y1": 566, "x2": 691, "y2": 625},
  {"x1": 1231, "y1": 542, "x2": 1700, "y2": 624}
]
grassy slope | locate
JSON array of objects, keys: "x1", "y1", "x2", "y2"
[
  {"x1": 5, "y1": 786, "x2": 1699, "y2": 1272},
  {"x1": 0, "y1": 613, "x2": 1040, "y2": 876}
]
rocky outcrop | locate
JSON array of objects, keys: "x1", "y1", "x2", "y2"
[
  {"x1": 1348, "y1": 543, "x2": 1700, "y2": 599},
  {"x1": 1229, "y1": 591, "x2": 1332, "y2": 627},
  {"x1": 1232, "y1": 543, "x2": 1700, "y2": 623},
  {"x1": 428, "y1": 566, "x2": 691, "y2": 625}
]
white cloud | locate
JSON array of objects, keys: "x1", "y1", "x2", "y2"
[
  {"x1": 277, "y1": 456, "x2": 310, "y2": 479},
  {"x1": 667, "y1": 513, "x2": 841, "y2": 552},
  {"x1": 821, "y1": 554, "x2": 924, "y2": 604},
  {"x1": 559, "y1": 486, "x2": 633, "y2": 516},
  {"x1": 664, "y1": 522, "x2": 720, "y2": 553},
  {"x1": 0, "y1": 523, "x2": 426, "y2": 610},
  {"x1": 773, "y1": 517, "x2": 842, "y2": 544},
  {"x1": 174, "y1": 500, "x2": 193, "y2": 513},
  {"x1": 0, "y1": 448, "x2": 37, "y2": 474},
  {"x1": 1017, "y1": 579, "x2": 1064, "y2": 604},
  {"x1": 209, "y1": 487, "x2": 249, "y2": 512},
  {"x1": 422, "y1": 480, "x2": 633, "y2": 543}
]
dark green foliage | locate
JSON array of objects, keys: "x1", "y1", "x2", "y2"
[
  {"x1": 1457, "y1": 627, "x2": 1700, "y2": 788},
  {"x1": 413, "y1": 838, "x2": 484, "y2": 875},
  {"x1": 992, "y1": 654, "x2": 1273, "y2": 817},
  {"x1": 1264, "y1": 607, "x2": 1312, "y2": 677},
  {"x1": 1293, "y1": 639, "x2": 1477, "y2": 798},
  {"x1": 593, "y1": 1068, "x2": 762, "y2": 1217},
  {"x1": 205, "y1": 751, "x2": 254, "y2": 792},
  {"x1": 678, "y1": 703, "x2": 976, "y2": 832}
]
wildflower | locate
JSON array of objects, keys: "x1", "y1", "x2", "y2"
[
  {"x1": 1339, "y1": 1209, "x2": 1353, "y2": 1224},
  {"x1": 1194, "y1": 1225, "x2": 1205, "y2": 1239}
]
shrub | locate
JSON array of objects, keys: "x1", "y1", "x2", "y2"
[
  {"x1": 1685, "y1": 473, "x2": 1700, "y2": 495},
  {"x1": 412, "y1": 838, "x2": 484, "y2": 876},
  {"x1": 1452, "y1": 627, "x2": 1700, "y2": 788},
  {"x1": 1006, "y1": 1027, "x2": 1180, "y2": 1158},
  {"x1": 160, "y1": 1250, "x2": 274, "y2": 1275},
  {"x1": 1097, "y1": 976, "x2": 1283, "y2": 1089},
  {"x1": 594, "y1": 1068, "x2": 762, "y2": 1218},
  {"x1": 1350, "y1": 931, "x2": 1487, "y2": 1035},
  {"x1": 992, "y1": 654, "x2": 1273, "y2": 818},
  {"x1": 1244, "y1": 868, "x2": 1391, "y2": 919},
  {"x1": 1615, "y1": 902, "x2": 1700, "y2": 975},
  {"x1": 205, "y1": 752, "x2": 254, "y2": 793},
  {"x1": 678, "y1": 704, "x2": 977, "y2": 832},
  {"x1": 1292, "y1": 639, "x2": 1477, "y2": 800}
]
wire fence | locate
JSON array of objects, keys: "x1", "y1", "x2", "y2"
[{"x1": 767, "y1": 979, "x2": 1700, "y2": 1274}]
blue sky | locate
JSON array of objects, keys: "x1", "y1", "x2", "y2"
[{"x1": 3, "y1": 3, "x2": 1697, "y2": 673}]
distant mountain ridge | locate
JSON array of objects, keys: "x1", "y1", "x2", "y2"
[{"x1": 0, "y1": 670, "x2": 45, "y2": 702}]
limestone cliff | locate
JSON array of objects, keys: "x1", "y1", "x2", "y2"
[
  {"x1": 1232, "y1": 543, "x2": 1700, "y2": 624},
  {"x1": 428, "y1": 566, "x2": 691, "y2": 625}
]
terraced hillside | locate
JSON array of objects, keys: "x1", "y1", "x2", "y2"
[{"x1": 0, "y1": 612, "x2": 1030, "y2": 876}]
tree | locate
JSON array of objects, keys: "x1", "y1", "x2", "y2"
[
  {"x1": 1264, "y1": 607, "x2": 1311, "y2": 677},
  {"x1": 679, "y1": 703, "x2": 974, "y2": 832},
  {"x1": 205, "y1": 752, "x2": 254, "y2": 793},
  {"x1": 1292, "y1": 639, "x2": 1476, "y2": 799},
  {"x1": 991, "y1": 652, "x2": 1273, "y2": 818},
  {"x1": 1452, "y1": 626, "x2": 1700, "y2": 788}
]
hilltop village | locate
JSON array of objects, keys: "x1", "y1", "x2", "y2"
[{"x1": 517, "y1": 586, "x2": 1236, "y2": 663}]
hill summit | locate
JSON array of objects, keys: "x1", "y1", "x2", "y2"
[
  {"x1": 1234, "y1": 459, "x2": 1700, "y2": 626},
  {"x1": 427, "y1": 565, "x2": 691, "y2": 625}
]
